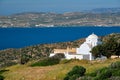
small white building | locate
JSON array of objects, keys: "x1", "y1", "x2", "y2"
[
  {"x1": 50, "y1": 33, "x2": 102, "y2": 60},
  {"x1": 76, "y1": 33, "x2": 102, "y2": 60}
]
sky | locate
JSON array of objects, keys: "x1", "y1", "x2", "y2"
[{"x1": 0, "y1": 0, "x2": 120, "y2": 15}]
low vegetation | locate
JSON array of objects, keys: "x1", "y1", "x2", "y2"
[
  {"x1": 0, "y1": 33, "x2": 120, "y2": 80},
  {"x1": 91, "y1": 33, "x2": 120, "y2": 58},
  {"x1": 1, "y1": 59, "x2": 120, "y2": 80},
  {"x1": 31, "y1": 53, "x2": 65, "y2": 66},
  {"x1": 0, "y1": 75, "x2": 4, "y2": 80},
  {"x1": 0, "y1": 38, "x2": 84, "y2": 68},
  {"x1": 64, "y1": 66, "x2": 86, "y2": 80},
  {"x1": 0, "y1": 70, "x2": 9, "y2": 80},
  {"x1": 64, "y1": 61, "x2": 120, "y2": 80},
  {"x1": 31, "y1": 57, "x2": 60, "y2": 66},
  {"x1": 0, "y1": 33, "x2": 119, "y2": 68}
]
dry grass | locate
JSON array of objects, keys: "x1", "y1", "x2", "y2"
[{"x1": 2, "y1": 58, "x2": 120, "y2": 80}]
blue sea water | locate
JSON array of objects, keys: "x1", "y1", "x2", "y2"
[{"x1": 0, "y1": 27, "x2": 120, "y2": 50}]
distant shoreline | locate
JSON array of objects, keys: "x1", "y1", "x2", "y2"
[{"x1": 0, "y1": 8, "x2": 120, "y2": 27}]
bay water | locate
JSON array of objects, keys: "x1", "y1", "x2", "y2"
[{"x1": 0, "y1": 26, "x2": 120, "y2": 50}]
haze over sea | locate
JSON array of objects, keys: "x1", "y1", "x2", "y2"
[{"x1": 0, "y1": 26, "x2": 120, "y2": 50}]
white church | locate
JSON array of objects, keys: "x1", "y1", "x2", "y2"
[{"x1": 50, "y1": 33, "x2": 103, "y2": 60}]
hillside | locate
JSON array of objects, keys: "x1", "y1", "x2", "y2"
[
  {"x1": 0, "y1": 38, "x2": 85, "y2": 68},
  {"x1": 1, "y1": 59, "x2": 120, "y2": 80},
  {"x1": 0, "y1": 33, "x2": 120, "y2": 68},
  {"x1": 0, "y1": 7, "x2": 120, "y2": 27},
  {"x1": 0, "y1": 33, "x2": 120, "y2": 80}
]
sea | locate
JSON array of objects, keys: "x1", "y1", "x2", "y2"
[{"x1": 0, "y1": 26, "x2": 120, "y2": 50}]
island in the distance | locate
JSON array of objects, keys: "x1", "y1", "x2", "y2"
[{"x1": 0, "y1": 7, "x2": 120, "y2": 28}]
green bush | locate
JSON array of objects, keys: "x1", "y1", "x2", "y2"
[
  {"x1": 0, "y1": 69, "x2": 9, "y2": 80},
  {"x1": 96, "y1": 67, "x2": 108, "y2": 75},
  {"x1": 90, "y1": 67, "x2": 112, "y2": 80},
  {"x1": 0, "y1": 70, "x2": 9, "y2": 74},
  {"x1": 31, "y1": 57, "x2": 60, "y2": 66},
  {"x1": 31, "y1": 53, "x2": 65, "y2": 66},
  {"x1": 109, "y1": 61, "x2": 120, "y2": 76},
  {"x1": 64, "y1": 66, "x2": 86, "y2": 80},
  {"x1": 88, "y1": 72, "x2": 97, "y2": 77},
  {"x1": 109, "y1": 61, "x2": 120, "y2": 69},
  {"x1": 78, "y1": 61, "x2": 120, "y2": 80},
  {"x1": 0, "y1": 75, "x2": 4, "y2": 80},
  {"x1": 98, "y1": 69, "x2": 112, "y2": 79},
  {"x1": 64, "y1": 75, "x2": 69, "y2": 80},
  {"x1": 112, "y1": 69, "x2": 120, "y2": 76},
  {"x1": 68, "y1": 66, "x2": 86, "y2": 76},
  {"x1": 53, "y1": 53, "x2": 65, "y2": 59}
]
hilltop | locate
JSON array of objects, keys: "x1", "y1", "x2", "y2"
[{"x1": 0, "y1": 8, "x2": 120, "y2": 27}]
